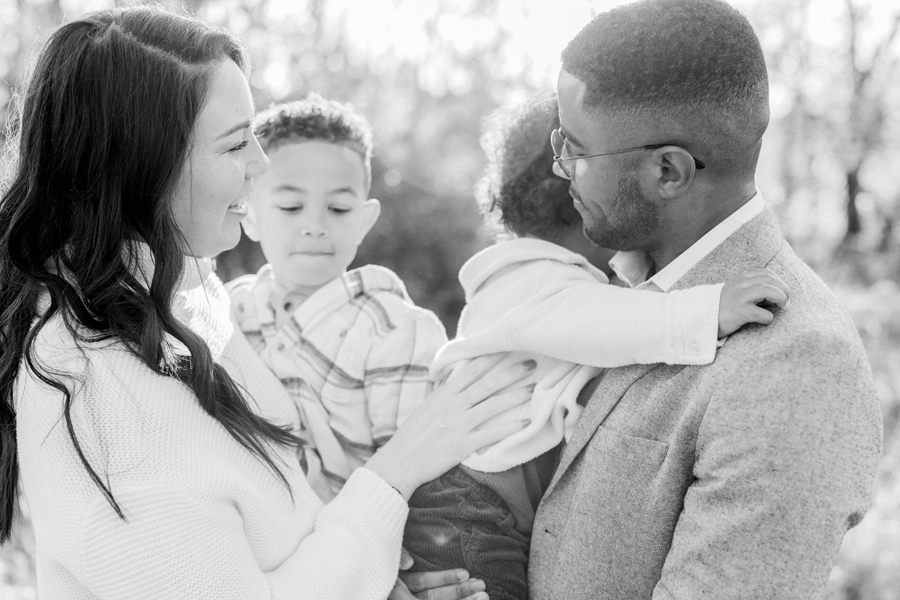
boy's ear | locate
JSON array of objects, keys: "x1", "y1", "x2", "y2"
[
  {"x1": 358, "y1": 198, "x2": 381, "y2": 240},
  {"x1": 242, "y1": 201, "x2": 261, "y2": 242}
]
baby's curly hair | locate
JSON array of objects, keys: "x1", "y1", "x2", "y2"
[
  {"x1": 253, "y1": 92, "x2": 373, "y2": 186},
  {"x1": 476, "y1": 92, "x2": 580, "y2": 240}
]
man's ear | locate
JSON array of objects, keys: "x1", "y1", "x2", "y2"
[
  {"x1": 242, "y1": 201, "x2": 261, "y2": 242},
  {"x1": 358, "y1": 198, "x2": 381, "y2": 240},
  {"x1": 652, "y1": 146, "x2": 697, "y2": 200}
]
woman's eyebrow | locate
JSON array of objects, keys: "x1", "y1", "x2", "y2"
[{"x1": 216, "y1": 119, "x2": 251, "y2": 140}]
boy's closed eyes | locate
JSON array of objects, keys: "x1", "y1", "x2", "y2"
[{"x1": 242, "y1": 140, "x2": 380, "y2": 296}]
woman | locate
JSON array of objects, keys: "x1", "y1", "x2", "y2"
[{"x1": 0, "y1": 7, "x2": 531, "y2": 599}]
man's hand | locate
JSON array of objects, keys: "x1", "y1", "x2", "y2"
[
  {"x1": 718, "y1": 269, "x2": 790, "y2": 338},
  {"x1": 388, "y1": 548, "x2": 488, "y2": 600}
]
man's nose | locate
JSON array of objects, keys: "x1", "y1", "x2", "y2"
[{"x1": 552, "y1": 161, "x2": 570, "y2": 180}]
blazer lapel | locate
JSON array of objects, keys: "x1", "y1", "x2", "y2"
[
  {"x1": 670, "y1": 207, "x2": 786, "y2": 292},
  {"x1": 545, "y1": 207, "x2": 788, "y2": 498},
  {"x1": 545, "y1": 362, "x2": 657, "y2": 496}
]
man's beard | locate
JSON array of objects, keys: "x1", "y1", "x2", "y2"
[{"x1": 579, "y1": 170, "x2": 659, "y2": 251}]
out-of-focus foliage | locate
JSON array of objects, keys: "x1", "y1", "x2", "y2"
[{"x1": 1, "y1": 1, "x2": 899, "y2": 598}]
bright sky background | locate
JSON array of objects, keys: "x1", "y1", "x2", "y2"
[{"x1": 50, "y1": 0, "x2": 899, "y2": 81}]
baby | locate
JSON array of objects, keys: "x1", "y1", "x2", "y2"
[
  {"x1": 402, "y1": 93, "x2": 788, "y2": 600},
  {"x1": 227, "y1": 94, "x2": 447, "y2": 502}
]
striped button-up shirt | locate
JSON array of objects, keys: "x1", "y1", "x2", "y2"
[{"x1": 228, "y1": 264, "x2": 447, "y2": 501}]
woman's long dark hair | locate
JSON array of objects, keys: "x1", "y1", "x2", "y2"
[{"x1": 0, "y1": 6, "x2": 299, "y2": 542}]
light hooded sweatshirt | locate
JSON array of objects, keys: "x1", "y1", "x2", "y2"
[{"x1": 433, "y1": 237, "x2": 723, "y2": 474}]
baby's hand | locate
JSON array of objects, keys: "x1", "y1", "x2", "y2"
[{"x1": 718, "y1": 269, "x2": 790, "y2": 338}]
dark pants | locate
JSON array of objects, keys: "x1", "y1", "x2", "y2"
[{"x1": 404, "y1": 466, "x2": 530, "y2": 600}]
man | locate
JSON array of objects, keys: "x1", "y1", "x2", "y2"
[{"x1": 528, "y1": 1, "x2": 883, "y2": 598}]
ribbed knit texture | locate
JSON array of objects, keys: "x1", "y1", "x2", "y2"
[
  {"x1": 15, "y1": 255, "x2": 408, "y2": 599},
  {"x1": 433, "y1": 238, "x2": 723, "y2": 473}
]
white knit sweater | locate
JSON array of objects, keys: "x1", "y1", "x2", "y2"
[{"x1": 15, "y1": 256, "x2": 408, "y2": 599}]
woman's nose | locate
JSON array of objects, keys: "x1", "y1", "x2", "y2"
[{"x1": 246, "y1": 134, "x2": 269, "y2": 179}]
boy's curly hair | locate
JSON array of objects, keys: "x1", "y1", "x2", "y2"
[
  {"x1": 476, "y1": 92, "x2": 580, "y2": 240},
  {"x1": 253, "y1": 92, "x2": 374, "y2": 185}
]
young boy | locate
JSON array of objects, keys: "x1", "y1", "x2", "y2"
[
  {"x1": 402, "y1": 93, "x2": 789, "y2": 600},
  {"x1": 227, "y1": 94, "x2": 447, "y2": 502}
]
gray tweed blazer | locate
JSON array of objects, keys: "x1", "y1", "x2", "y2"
[{"x1": 528, "y1": 208, "x2": 883, "y2": 600}]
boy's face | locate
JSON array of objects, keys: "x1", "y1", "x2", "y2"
[{"x1": 243, "y1": 140, "x2": 380, "y2": 294}]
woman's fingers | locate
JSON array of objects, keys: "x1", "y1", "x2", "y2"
[
  {"x1": 400, "y1": 569, "x2": 488, "y2": 599},
  {"x1": 366, "y1": 355, "x2": 535, "y2": 496},
  {"x1": 402, "y1": 569, "x2": 467, "y2": 593},
  {"x1": 441, "y1": 354, "x2": 507, "y2": 393},
  {"x1": 470, "y1": 414, "x2": 532, "y2": 452},
  {"x1": 400, "y1": 547, "x2": 414, "y2": 571},
  {"x1": 460, "y1": 359, "x2": 536, "y2": 408},
  {"x1": 464, "y1": 383, "x2": 533, "y2": 428}
]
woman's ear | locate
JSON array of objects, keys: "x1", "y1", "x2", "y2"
[
  {"x1": 652, "y1": 146, "x2": 697, "y2": 199},
  {"x1": 241, "y1": 201, "x2": 261, "y2": 242},
  {"x1": 358, "y1": 198, "x2": 381, "y2": 239}
]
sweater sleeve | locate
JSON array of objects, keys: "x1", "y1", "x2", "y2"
[
  {"x1": 64, "y1": 342, "x2": 408, "y2": 600},
  {"x1": 364, "y1": 299, "x2": 448, "y2": 447},
  {"x1": 505, "y1": 269, "x2": 723, "y2": 367},
  {"x1": 78, "y1": 468, "x2": 407, "y2": 600}
]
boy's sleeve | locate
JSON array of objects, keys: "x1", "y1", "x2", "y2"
[
  {"x1": 506, "y1": 269, "x2": 724, "y2": 367},
  {"x1": 363, "y1": 298, "x2": 448, "y2": 448}
]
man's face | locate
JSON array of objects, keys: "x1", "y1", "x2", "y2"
[{"x1": 556, "y1": 69, "x2": 659, "y2": 251}]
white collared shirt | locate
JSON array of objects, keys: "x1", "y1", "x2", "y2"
[{"x1": 610, "y1": 192, "x2": 765, "y2": 291}]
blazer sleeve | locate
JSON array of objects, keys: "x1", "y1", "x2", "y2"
[{"x1": 653, "y1": 329, "x2": 883, "y2": 599}]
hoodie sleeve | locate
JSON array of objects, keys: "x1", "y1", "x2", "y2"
[{"x1": 504, "y1": 265, "x2": 723, "y2": 367}]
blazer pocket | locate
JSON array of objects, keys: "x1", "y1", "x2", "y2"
[
  {"x1": 549, "y1": 426, "x2": 672, "y2": 597},
  {"x1": 594, "y1": 426, "x2": 669, "y2": 468}
]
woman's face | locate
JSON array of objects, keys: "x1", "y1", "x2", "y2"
[{"x1": 171, "y1": 59, "x2": 269, "y2": 258}]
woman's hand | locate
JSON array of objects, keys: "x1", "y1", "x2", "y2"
[
  {"x1": 388, "y1": 549, "x2": 488, "y2": 600},
  {"x1": 365, "y1": 354, "x2": 535, "y2": 499},
  {"x1": 389, "y1": 571, "x2": 488, "y2": 600}
]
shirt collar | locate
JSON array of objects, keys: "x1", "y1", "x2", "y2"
[{"x1": 610, "y1": 191, "x2": 766, "y2": 291}]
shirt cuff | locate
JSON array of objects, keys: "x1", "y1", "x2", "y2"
[{"x1": 665, "y1": 283, "x2": 723, "y2": 365}]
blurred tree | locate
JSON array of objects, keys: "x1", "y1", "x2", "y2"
[
  {"x1": 745, "y1": 0, "x2": 900, "y2": 278},
  {"x1": 842, "y1": 0, "x2": 900, "y2": 244},
  {"x1": 0, "y1": 0, "x2": 64, "y2": 148}
]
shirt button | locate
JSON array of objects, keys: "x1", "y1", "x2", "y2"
[
  {"x1": 691, "y1": 344, "x2": 700, "y2": 354},
  {"x1": 277, "y1": 343, "x2": 286, "y2": 352}
]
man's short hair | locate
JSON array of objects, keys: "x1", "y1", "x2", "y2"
[
  {"x1": 476, "y1": 92, "x2": 581, "y2": 240},
  {"x1": 253, "y1": 93, "x2": 373, "y2": 185},
  {"x1": 561, "y1": 0, "x2": 769, "y2": 176}
]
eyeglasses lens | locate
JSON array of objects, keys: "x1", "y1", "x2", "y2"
[{"x1": 550, "y1": 129, "x2": 572, "y2": 178}]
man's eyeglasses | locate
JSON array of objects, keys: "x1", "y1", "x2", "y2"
[{"x1": 550, "y1": 127, "x2": 705, "y2": 178}]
